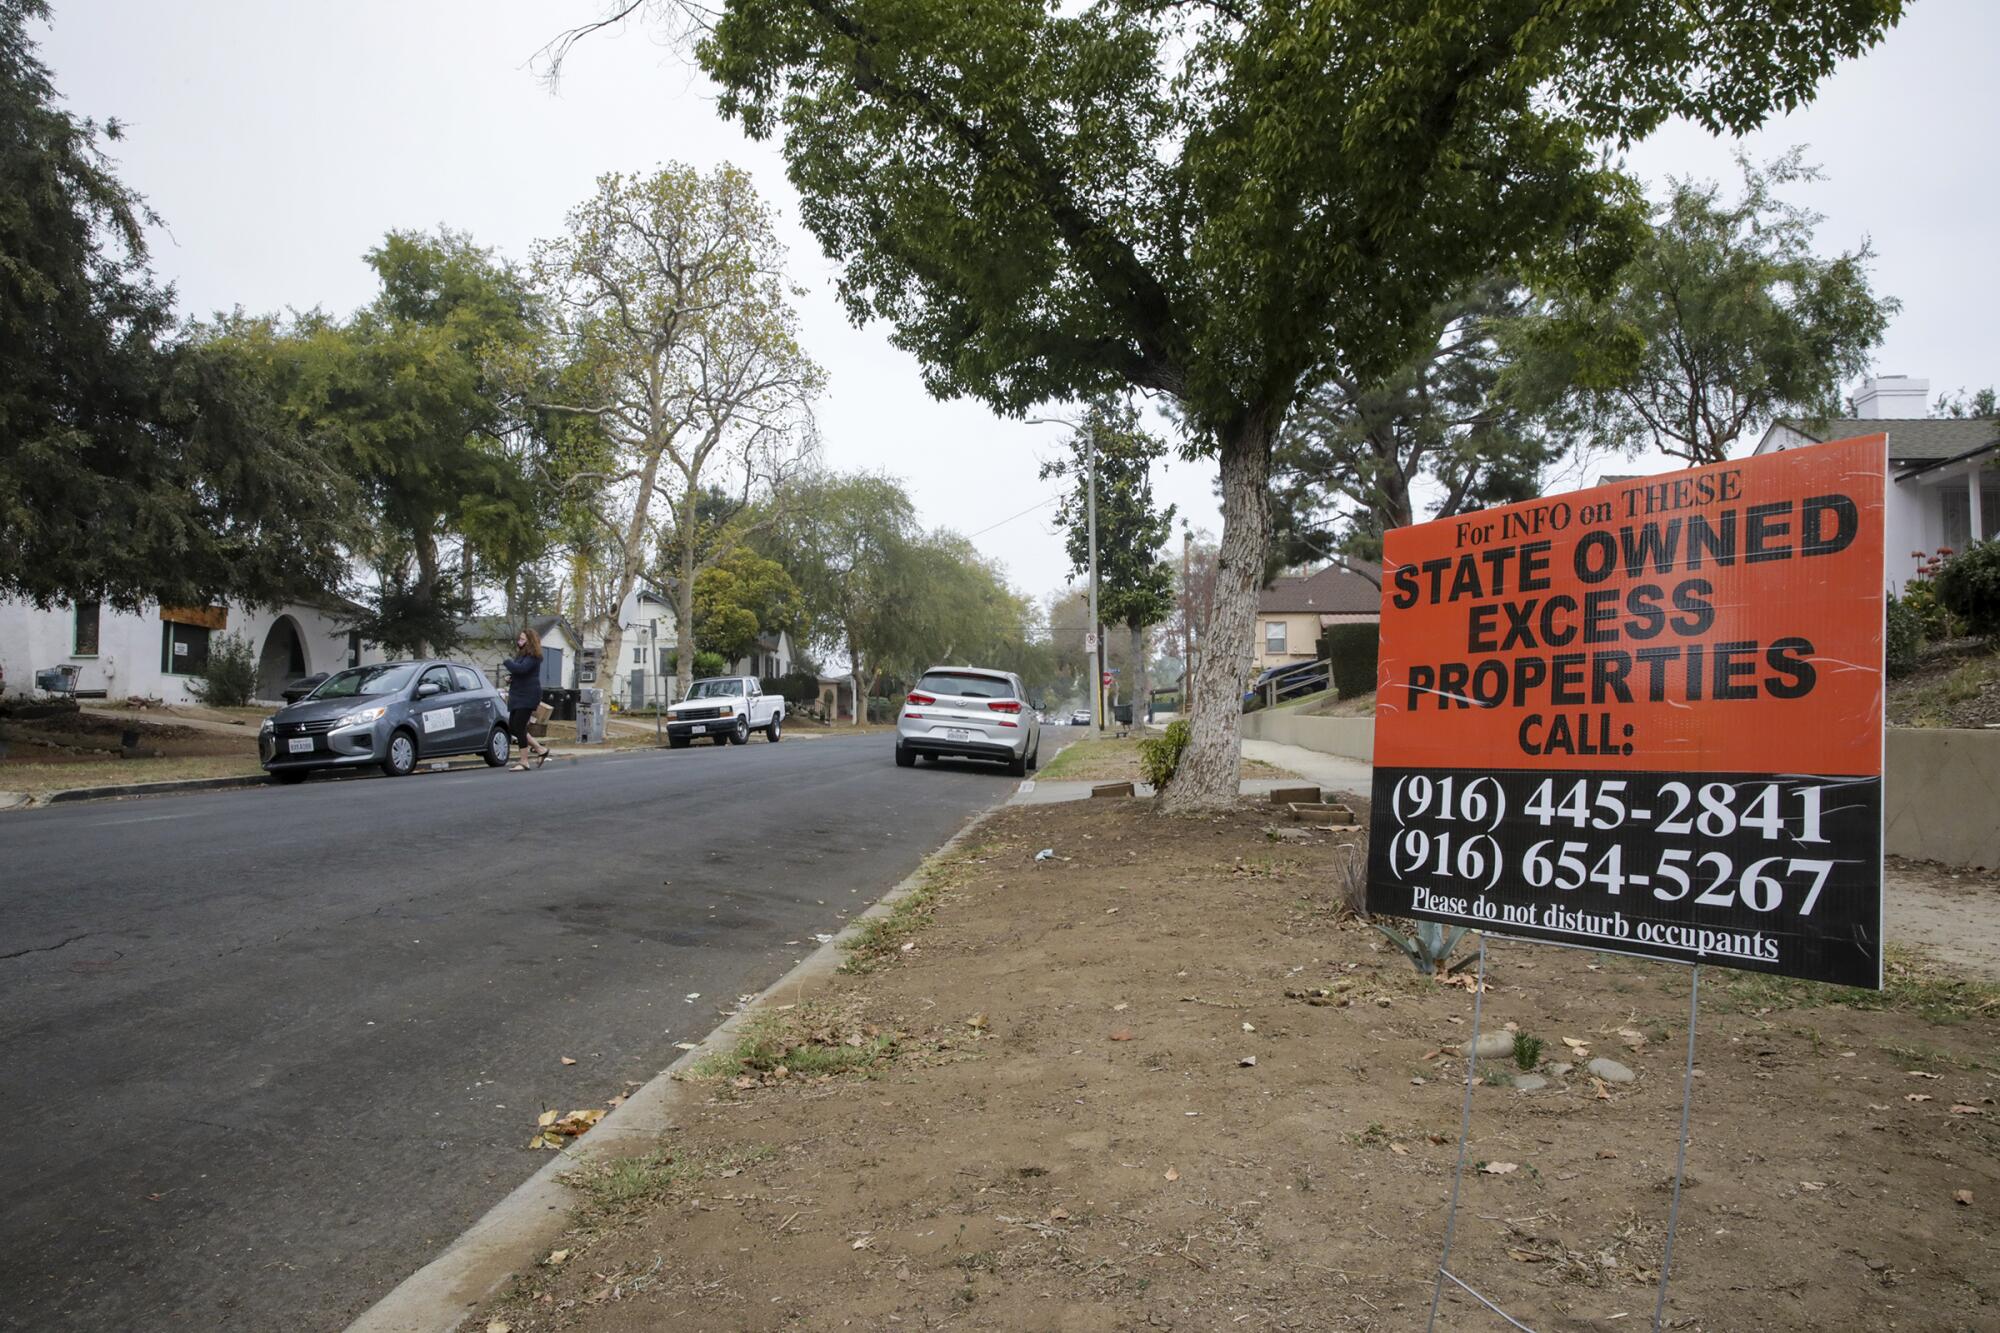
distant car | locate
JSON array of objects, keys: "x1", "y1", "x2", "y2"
[
  {"x1": 665, "y1": 676, "x2": 785, "y2": 747},
  {"x1": 259, "y1": 661, "x2": 511, "y2": 783},
  {"x1": 280, "y1": 673, "x2": 328, "y2": 704},
  {"x1": 897, "y1": 666, "x2": 1041, "y2": 776},
  {"x1": 1067, "y1": 709, "x2": 1091, "y2": 726}
]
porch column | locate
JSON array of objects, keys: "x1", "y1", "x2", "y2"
[{"x1": 1971, "y1": 467, "x2": 1985, "y2": 548}]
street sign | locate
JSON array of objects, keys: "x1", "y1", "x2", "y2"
[
  {"x1": 1367, "y1": 435, "x2": 1886, "y2": 987},
  {"x1": 1085, "y1": 630, "x2": 1097, "y2": 652},
  {"x1": 1101, "y1": 671, "x2": 1114, "y2": 686}
]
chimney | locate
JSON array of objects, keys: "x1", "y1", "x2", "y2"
[{"x1": 1853, "y1": 374, "x2": 1928, "y2": 420}]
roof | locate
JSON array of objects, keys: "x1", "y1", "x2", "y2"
[
  {"x1": 458, "y1": 613, "x2": 580, "y2": 645},
  {"x1": 1257, "y1": 560, "x2": 1383, "y2": 616},
  {"x1": 1774, "y1": 416, "x2": 1999, "y2": 464}
]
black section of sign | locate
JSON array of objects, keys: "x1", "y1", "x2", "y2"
[{"x1": 1365, "y1": 767, "x2": 1882, "y2": 988}]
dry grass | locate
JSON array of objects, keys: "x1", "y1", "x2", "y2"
[
  {"x1": 1038, "y1": 736, "x2": 1294, "y2": 782},
  {"x1": 0, "y1": 754, "x2": 266, "y2": 797}
]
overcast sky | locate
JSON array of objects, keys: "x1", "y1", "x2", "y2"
[{"x1": 36, "y1": 1, "x2": 2000, "y2": 604}]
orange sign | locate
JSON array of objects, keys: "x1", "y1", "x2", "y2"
[{"x1": 1376, "y1": 436, "x2": 1885, "y2": 776}]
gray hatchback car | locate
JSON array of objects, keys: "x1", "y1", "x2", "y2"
[
  {"x1": 259, "y1": 660, "x2": 512, "y2": 783},
  {"x1": 894, "y1": 665, "x2": 1041, "y2": 776}
]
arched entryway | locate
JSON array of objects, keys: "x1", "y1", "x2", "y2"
[{"x1": 256, "y1": 616, "x2": 310, "y2": 700}]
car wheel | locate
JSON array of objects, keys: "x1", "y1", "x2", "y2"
[
  {"x1": 1007, "y1": 749, "x2": 1028, "y2": 778},
  {"x1": 669, "y1": 735, "x2": 691, "y2": 749},
  {"x1": 1026, "y1": 742, "x2": 1039, "y2": 773},
  {"x1": 274, "y1": 769, "x2": 309, "y2": 785},
  {"x1": 766, "y1": 714, "x2": 782, "y2": 742},
  {"x1": 381, "y1": 729, "x2": 418, "y2": 778},
  {"x1": 483, "y1": 726, "x2": 511, "y2": 768},
  {"x1": 895, "y1": 743, "x2": 915, "y2": 768},
  {"x1": 731, "y1": 717, "x2": 750, "y2": 745}
]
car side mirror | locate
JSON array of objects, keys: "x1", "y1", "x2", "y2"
[{"x1": 417, "y1": 681, "x2": 443, "y2": 698}]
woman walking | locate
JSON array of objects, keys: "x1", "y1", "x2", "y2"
[{"x1": 501, "y1": 627, "x2": 553, "y2": 771}]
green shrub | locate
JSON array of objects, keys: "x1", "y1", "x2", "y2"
[
  {"x1": 1900, "y1": 570, "x2": 1960, "y2": 642},
  {"x1": 1137, "y1": 718, "x2": 1191, "y2": 789},
  {"x1": 1933, "y1": 539, "x2": 2000, "y2": 638},
  {"x1": 1885, "y1": 595, "x2": 1923, "y2": 678},
  {"x1": 189, "y1": 632, "x2": 257, "y2": 707},
  {"x1": 1512, "y1": 1032, "x2": 1544, "y2": 1071},
  {"x1": 1317, "y1": 623, "x2": 1379, "y2": 699},
  {"x1": 1369, "y1": 918, "x2": 1470, "y2": 974},
  {"x1": 768, "y1": 668, "x2": 820, "y2": 705}
]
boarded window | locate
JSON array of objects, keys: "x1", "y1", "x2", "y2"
[
  {"x1": 161, "y1": 621, "x2": 210, "y2": 675},
  {"x1": 73, "y1": 601, "x2": 100, "y2": 656}
]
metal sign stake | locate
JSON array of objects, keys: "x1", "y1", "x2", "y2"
[{"x1": 1426, "y1": 938, "x2": 1703, "y2": 1333}]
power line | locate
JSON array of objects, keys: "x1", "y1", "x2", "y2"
[{"x1": 963, "y1": 492, "x2": 1060, "y2": 540}]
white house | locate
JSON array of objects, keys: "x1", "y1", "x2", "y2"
[
  {"x1": 609, "y1": 586, "x2": 679, "y2": 708},
  {"x1": 0, "y1": 596, "x2": 376, "y2": 705},
  {"x1": 456, "y1": 613, "x2": 584, "y2": 695},
  {"x1": 1754, "y1": 375, "x2": 1999, "y2": 595},
  {"x1": 731, "y1": 629, "x2": 797, "y2": 681}
]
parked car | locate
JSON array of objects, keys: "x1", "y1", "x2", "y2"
[
  {"x1": 259, "y1": 660, "x2": 511, "y2": 783},
  {"x1": 1067, "y1": 708, "x2": 1091, "y2": 726},
  {"x1": 665, "y1": 676, "x2": 785, "y2": 747},
  {"x1": 280, "y1": 672, "x2": 328, "y2": 704},
  {"x1": 896, "y1": 666, "x2": 1041, "y2": 776}
]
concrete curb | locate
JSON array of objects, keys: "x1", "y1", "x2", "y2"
[
  {"x1": 343, "y1": 792, "x2": 1020, "y2": 1333},
  {"x1": 44, "y1": 774, "x2": 272, "y2": 804}
]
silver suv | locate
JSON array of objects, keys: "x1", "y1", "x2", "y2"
[{"x1": 894, "y1": 666, "x2": 1041, "y2": 776}]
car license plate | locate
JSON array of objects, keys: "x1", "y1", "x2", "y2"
[
  {"x1": 946, "y1": 727, "x2": 975, "y2": 742},
  {"x1": 287, "y1": 738, "x2": 313, "y2": 753},
  {"x1": 691, "y1": 724, "x2": 707, "y2": 734}
]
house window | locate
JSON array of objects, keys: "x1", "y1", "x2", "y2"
[
  {"x1": 161, "y1": 621, "x2": 211, "y2": 675},
  {"x1": 347, "y1": 631, "x2": 362, "y2": 668},
  {"x1": 1264, "y1": 621, "x2": 1287, "y2": 656},
  {"x1": 73, "y1": 600, "x2": 100, "y2": 656},
  {"x1": 634, "y1": 645, "x2": 647, "y2": 665},
  {"x1": 1941, "y1": 486, "x2": 2000, "y2": 551}
]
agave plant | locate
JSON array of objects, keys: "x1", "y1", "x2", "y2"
[{"x1": 1369, "y1": 919, "x2": 1472, "y2": 975}]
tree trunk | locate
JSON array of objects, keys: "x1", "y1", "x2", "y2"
[
  {"x1": 1129, "y1": 620, "x2": 1149, "y2": 729},
  {"x1": 412, "y1": 531, "x2": 441, "y2": 659},
  {"x1": 1162, "y1": 419, "x2": 1273, "y2": 812}
]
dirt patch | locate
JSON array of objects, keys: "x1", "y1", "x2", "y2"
[
  {"x1": 1887, "y1": 639, "x2": 2000, "y2": 730},
  {"x1": 1887, "y1": 857, "x2": 2000, "y2": 982},
  {"x1": 1039, "y1": 736, "x2": 1295, "y2": 782},
  {"x1": 480, "y1": 801, "x2": 1999, "y2": 1332}
]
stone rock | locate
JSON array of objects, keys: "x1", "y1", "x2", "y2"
[
  {"x1": 1461, "y1": 1032, "x2": 1516, "y2": 1059},
  {"x1": 1546, "y1": 1061, "x2": 1574, "y2": 1077},
  {"x1": 1511, "y1": 1074, "x2": 1548, "y2": 1092},
  {"x1": 1586, "y1": 1057, "x2": 1636, "y2": 1084}
]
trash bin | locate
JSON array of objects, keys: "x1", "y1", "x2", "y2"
[
  {"x1": 576, "y1": 688, "x2": 607, "y2": 744},
  {"x1": 1113, "y1": 703, "x2": 1134, "y2": 726}
]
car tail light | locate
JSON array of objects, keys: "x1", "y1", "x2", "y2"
[
  {"x1": 987, "y1": 700, "x2": 1021, "y2": 714},
  {"x1": 907, "y1": 691, "x2": 936, "y2": 706},
  {"x1": 904, "y1": 711, "x2": 924, "y2": 719}
]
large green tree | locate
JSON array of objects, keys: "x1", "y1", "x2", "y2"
[
  {"x1": 1039, "y1": 402, "x2": 1177, "y2": 724},
  {"x1": 562, "y1": 0, "x2": 1903, "y2": 808},
  {"x1": 692, "y1": 544, "x2": 801, "y2": 666},
  {"x1": 0, "y1": 0, "x2": 349, "y2": 610},
  {"x1": 1520, "y1": 149, "x2": 1898, "y2": 466},
  {"x1": 534, "y1": 164, "x2": 823, "y2": 699},
  {"x1": 1270, "y1": 277, "x2": 1566, "y2": 566}
]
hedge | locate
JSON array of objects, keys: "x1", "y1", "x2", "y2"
[{"x1": 1316, "y1": 623, "x2": 1379, "y2": 699}]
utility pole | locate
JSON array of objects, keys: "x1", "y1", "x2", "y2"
[{"x1": 1087, "y1": 414, "x2": 1102, "y2": 734}]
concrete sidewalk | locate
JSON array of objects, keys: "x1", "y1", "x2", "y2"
[{"x1": 1243, "y1": 737, "x2": 1372, "y2": 795}]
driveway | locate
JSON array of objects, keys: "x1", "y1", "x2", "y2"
[{"x1": 0, "y1": 734, "x2": 1019, "y2": 1331}]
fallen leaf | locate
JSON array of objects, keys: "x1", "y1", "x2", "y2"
[
  {"x1": 1561, "y1": 1037, "x2": 1589, "y2": 1053},
  {"x1": 732, "y1": 1075, "x2": 758, "y2": 1090},
  {"x1": 1907, "y1": 1070, "x2": 1942, "y2": 1079},
  {"x1": 1590, "y1": 1077, "x2": 1613, "y2": 1101},
  {"x1": 1906, "y1": 1093, "x2": 1933, "y2": 1103},
  {"x1": 537, "y1": 1110, "x2": 558, "y2": 1128},
  {"x1": 1389, "y1": 1143, "x2": 1409, "y2": 1156},
  {"x1": 851, "y1": 1236, "x2": 874, "y2": 1250},
  {"x1": 1481, "y1": 1161, "x2": 1519, "y2": 1175},
  {"x1": 1164, "y1": 1166, "x2": 1180, "y2": 1182},
  {"x1": 720, "y1": 1167, "x2": 742, "y2": 1178},
  {"x1": 1113, "y1": 1002, "x2": 1130, "y2": 1012},
  {"x1": 1617, "y1": 1027, "x2": 1647, "y2": 1049},
  {"x1": 1868, "y1": 1103, "x2": 1890, "y2": 1111},
  {"x1": 674, "y1": 1041, "x2": 699, "y2": 1051},
  {"x1": 1955, "y1": 1189, "x2": 1974, "y2": 1206},
  {"x1": 546, "y1": 1249, "x2": 570, "y2": 1266},
  {"x1": 1950, "y1": 1105, "x2": 1982, "y2": 1115},
  {"x1": 1239, "y1": 1055, "x2": 1258, "y2": 1067},
  {"x1": 1507, "y1": 1247, "x2": 1545, "y2": 1263},
  {"x1": 899, "y1": 941, "x2": 916, "y2": 952},
  {"x1": 1242, "y1": 1022, "x2": 1256, "y2": 1032},
  {"x1": 967, "y1": 1013, "x2": 990, "y2": 1030},
  {"x1": 560, "y1": 1056, "x2": 577, "y2": 1066},
  {"x1": 1800, "y1": 1181, "x2": 1825, "y2": 1191},
  {"x1": 1050, "y1": 1206, "x2": 1070, "y2": 1221},
  {"x1": 1595, "y1": 1149, "x2": 1618, "y2": 1160},
  {"x1": 1109, "y1": 1029, "x2": 1134, "y2": 1042},
  {"x1": 486, "y1": 1322, "x2": 513, "y2": 1333}
]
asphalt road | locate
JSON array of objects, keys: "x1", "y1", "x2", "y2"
[{"x1": 0, "y1": 731, "x2": 1029, "y2": 1331}]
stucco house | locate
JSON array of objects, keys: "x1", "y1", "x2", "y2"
[
  {"x1": 1753, "y1": 375, "x2": 1998, "y2": 595},
  {"x1": 1254, "y1": 559, "x2": 1382, "y2": 672},
  {"x1": 456, "y1": 613, "x2": 583, "y2": 695},
  {"x1": 0, "y1": 595, "x2": 377, "y2": 705}
]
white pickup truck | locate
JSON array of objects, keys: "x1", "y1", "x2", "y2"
[{"x1": 665, "y1": 676, "x2": 786, "y2": 747}]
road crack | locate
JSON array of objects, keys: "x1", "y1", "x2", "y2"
[{"x1": 0, "y1": 933, "x2": 92, "y2": 961}]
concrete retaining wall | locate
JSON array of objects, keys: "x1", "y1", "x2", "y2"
[
  {"x1": 1885, "y1": 728, "x2": 2000, "y2": 869},
  {"x1": 1241, "y1": 709, "x2": 1374, "y2": 761},
  {"x1": 1245, "y1": 709, "x2": 2000, "y2": 869}
]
